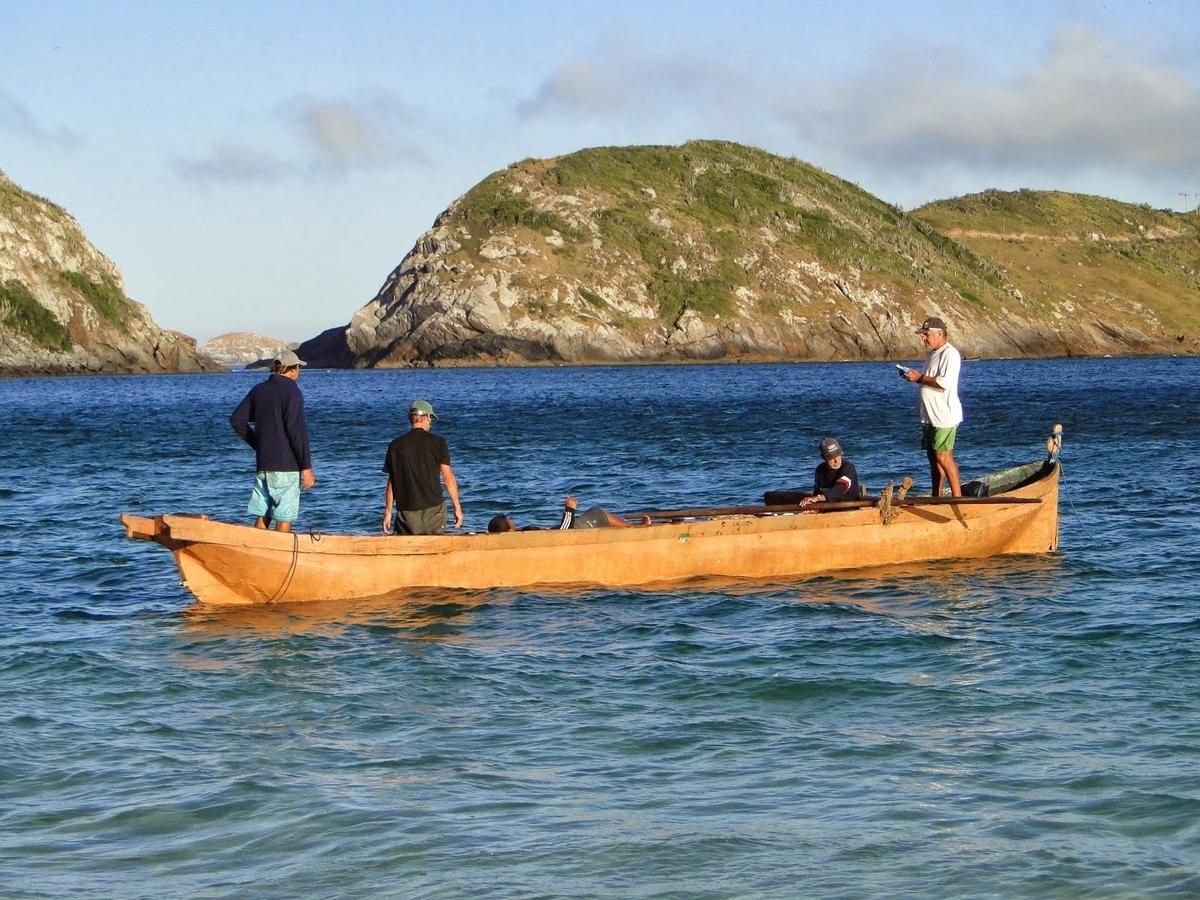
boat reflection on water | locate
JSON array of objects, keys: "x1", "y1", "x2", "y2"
[
  {"x1": 178, "y1": 586, "x2": 507, "y2": 642},
  {"x1": 177, "y1": 552, "x2": 1067, "y2": 642},
  {"x1": 766, "y1": 552, "x2": 1068, "y2": 614}
]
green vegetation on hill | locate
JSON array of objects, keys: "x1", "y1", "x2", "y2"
[
  {"x1": 449, "y1": 140, "x2": 1013, "y2": 322},
  {"x1": 59, "y1": 271, "x2": 131, "y2": 331},
  {"x1": 0, "y1": 279, "x2": 73, "y2": 351},
  {"x1": 915, "y1": 189, "x2": 1200, "y2": 331},
  {"x1": 915, "y1": 188, "x2": 1186, "y2": 237},
  {"x1": 0, "y1": 173, "x2": 67, "y2": 222},
  {"x1": 459, "y1": 172, "x2": 583, "y2": 242}
]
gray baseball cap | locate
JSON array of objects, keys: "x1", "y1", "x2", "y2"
[
  {"x1": 274, "y1": 349, "x2": 307, "y2": 367},
  {"x1": 819, "y1": 437, "x2": 843, "y2": 460}
]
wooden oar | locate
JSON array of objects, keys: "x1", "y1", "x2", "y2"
[{"x1": 631, "y1": 495, "x2": 1040, "y2": 520}]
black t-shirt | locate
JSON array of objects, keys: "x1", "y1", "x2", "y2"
[
  {"x1": 382, "y1": 429, "x2": 451, "y2": 511},
  {"x1": 813, "y1": 459, "x2": 860, "y2": 500}
]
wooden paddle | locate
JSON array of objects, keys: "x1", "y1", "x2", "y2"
[{"x1": 631, "y1": 495, "x2": 1041, "y2": 520}]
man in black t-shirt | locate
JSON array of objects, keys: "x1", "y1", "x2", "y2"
[
  {"x1": 381, "y1": 400, "x2": 463, "y2": 535},
  {"x1": 799, "y1": 437, "x2": 861, "y2": 509}
]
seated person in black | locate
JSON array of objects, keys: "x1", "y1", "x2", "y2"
[
  {"x1": 799, "y1": 437, "x2": 861, "y2": 509},
  {"x1": 488, "y1": 495, "x2": 650, "y2": 532}
]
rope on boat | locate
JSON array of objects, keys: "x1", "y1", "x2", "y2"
[
  {"x1": 1058, "y1": 463, "x2": 1096, "y2": 544},
  {"x1": 877, "y1": 476, "x2": 914, "y2": 525},
  {"x1": 267, "y1": 530, "x2": 301, "y2": 605},
  {"x1": 878, "y1": 480, "x2": 895, "y2": 523},
  {"x1": 1044, "y1": 423, "x2": 1094, "y2": 544}
]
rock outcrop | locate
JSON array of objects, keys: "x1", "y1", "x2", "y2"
[
  {"x1": 299, "y1": 141, "x2": 1199, "y2": 367},
  {"x1": 0, "y1": 170, "x2": 222, "y2": 375},
  {"x1": 199, "y1": 332, "x2": 297, "y2": 368}
]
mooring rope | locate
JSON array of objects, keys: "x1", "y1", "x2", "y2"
[
  {"x1": 267, "y1": 530, "x2": 301, "y2": 605},
  {"x1": 1057, "y1": 462, "x2": 1096, "y2": 544}
]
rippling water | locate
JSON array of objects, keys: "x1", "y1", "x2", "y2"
[{"x1": 1, "y1": 358, "x2": 1198, "y2": 897}]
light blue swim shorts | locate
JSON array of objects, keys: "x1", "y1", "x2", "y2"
[{"x1": 247, "y1": 470, "x2": 301, "y2": 523}]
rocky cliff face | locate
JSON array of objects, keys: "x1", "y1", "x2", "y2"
[
  {"x1": 0, "y1": 171, "x2": 221, "y2": 375},
  {"x1": 199, "y1": 332, "x2": 297, "y2": 368},
  {"x1": 300, "y1": 141, "x2": 1197, "y2": 368}
]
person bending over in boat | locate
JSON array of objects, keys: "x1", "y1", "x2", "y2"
[
  {"x1": 799, "y1": 437, "x2": 861, "y2": 511},
  {"x1": 487, "y1": 496, "x2": 651, "y2": 533},
  {"x1": 382, "y1": 400, "x2": 463, "y2": 535}
]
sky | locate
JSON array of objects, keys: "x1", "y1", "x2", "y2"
[{"x1": 3, "y1": 0, "x2": 1200, "y2": 343}]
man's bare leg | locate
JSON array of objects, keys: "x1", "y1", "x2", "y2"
[
  {"x1": 254, "y1": 516, "x2": 268, "y2": 529},
  {"x1": 936, "y1": 450, "x2": 962, "y2": 497},
  {"x1": 927, "y1": 450, "x2": 943, "y2": 496},
  {"x1": 275, "y1": 521, "x2": 293, "y2": 533},
  {"x1": 598, "y1": 511, "x2": 652, "y2": 528}
]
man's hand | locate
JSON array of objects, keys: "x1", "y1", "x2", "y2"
[
  {"x1": 799, "y1": 494, "x2": 825, "y2": 508},
  {"x1": 564, "y1": 495, "x2": 578, "y2": 511},
  {"x1": 381, "y1": 509, "x2": 392, "y2": 535},
  {"x1": 302, "y1": 468, "x2": 316, "y2": 489},
  {"x1": 451, "y1": 506, "x2": 464, "y2": 529},
  {"x1": 903, "y1": 368, "x2": 921, "y2": 383}
]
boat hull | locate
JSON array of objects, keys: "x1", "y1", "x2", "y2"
[{"x1": 121, "y1": 462, "x2": 1060, "y2": 607}]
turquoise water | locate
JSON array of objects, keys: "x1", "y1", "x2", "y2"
[{"x1": 1, "y1": 358, "x2": 1198, "y2": 896}]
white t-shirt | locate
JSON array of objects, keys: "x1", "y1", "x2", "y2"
[{"x1": 918, "y1": 343, "x2": 963, "y2": 428}]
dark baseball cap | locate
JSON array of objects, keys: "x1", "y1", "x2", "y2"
[
  {"x1": 916, "y1": 317, "x2": 948, "y2": 333},
  {"x1": 819, "y1": 437, "x2": 843, "y2": 460}
]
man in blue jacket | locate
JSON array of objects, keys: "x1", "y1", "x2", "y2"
[{"x1": 229, "y1": 350, "x2": 316, "y2": 532}]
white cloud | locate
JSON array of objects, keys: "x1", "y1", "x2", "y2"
[
  {"x1": 518, "y1": 31, "x2": 755, "y2": 127},
  {"x1": 801, "y1": 26, "x2": 1200, "y2": 174},
  {"x1": 173, "y1": 143, "x2": 292, "y2": 183},
  {"x1": 174, "y1": 88, "x2": 431, "y2": 184},
  {"x1": 517, "y1": 26, "x2": 1200, "y2": 180},
  {"x1": 286, "y1": 90, "x2": 429, "y2": 172}
]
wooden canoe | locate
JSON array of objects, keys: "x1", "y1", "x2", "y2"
[{"x1": 120, "y1": 456, "x2": 1061, "y2": 607}]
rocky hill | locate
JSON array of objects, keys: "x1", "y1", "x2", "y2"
[
  {"x1": 0, "y1": 170, "x2": 221, "y2": 375},
  {"x1": 199, "y1": 331, "x2": 297, "y2": 367},
  {"x1": 299, "y1": 141, "x2": 1198, "y2": 367}
]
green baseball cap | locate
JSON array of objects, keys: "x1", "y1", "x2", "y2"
[{"x1": 409, "y1": 399, "x2": 436, "y2": 419}]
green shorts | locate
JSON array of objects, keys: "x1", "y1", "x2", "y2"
[{"x1": 922, "y1": 424, "x2": 958, "y2": 452}]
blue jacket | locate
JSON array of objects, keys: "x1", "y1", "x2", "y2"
[{"x1": 229, "y1": 374, "x2": 312, "y2": 472}]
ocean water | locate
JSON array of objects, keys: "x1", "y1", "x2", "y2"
[{"x1": 1, "y1": 357, "x2": 1198, "y2": 897}]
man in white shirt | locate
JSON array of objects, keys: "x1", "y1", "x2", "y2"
[{"x1": 899, "y1": 317, "x2": 963, "y2": 496}]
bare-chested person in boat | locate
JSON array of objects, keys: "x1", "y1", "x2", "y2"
[{"x1": 487, "y1": 496, "x2": 651, "y2": 533}]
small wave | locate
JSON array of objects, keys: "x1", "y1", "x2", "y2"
[{"x1": 52, "y1": 608, "x2": 142, "y2": 621}]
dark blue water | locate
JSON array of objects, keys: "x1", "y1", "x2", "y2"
[{"x1": 1, "y1": 358, "x2": 1198, "y2": 897}]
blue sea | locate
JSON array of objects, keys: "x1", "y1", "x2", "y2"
[{"x1": 1, "y1": 357, "x2": 1198, "y2": 897}]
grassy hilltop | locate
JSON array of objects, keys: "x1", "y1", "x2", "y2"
[
  {"x1": 447, "y1": 140, "x2": 1012, "y2": 323},
  {"x1": 915, "y1": 190, "x2": 1200, "y2": 349}
]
